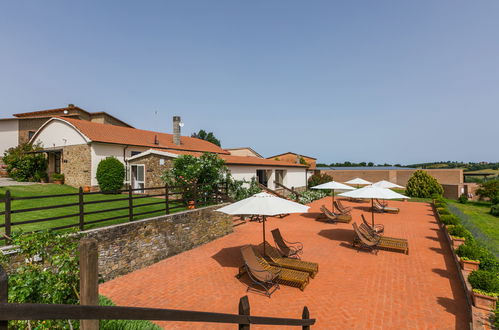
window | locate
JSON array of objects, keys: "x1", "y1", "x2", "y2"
[
  {"x1": 275, "y1": 170, "x2": 286, "y2": 186},
  {"x1": 131, "y1": 151, "x2": 142, "y2": 156},
  {"x1": 28, "y1": 131, "x2": 36, "y2": 140}
]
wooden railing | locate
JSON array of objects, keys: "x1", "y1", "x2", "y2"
[
  {"x1": 274, "y1": 181, "x2": 303, "y2": 201},
  {"x1": 257, "y1": 183, "x2": 289, "y2": 200},
  {"x1": 0, "y1": 183, "x2": 231, "y2": 242}
]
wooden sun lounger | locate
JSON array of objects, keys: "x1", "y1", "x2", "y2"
[
  {"x1": 358, "y1": 223, "x2": 409, "y2": 254},
  {"x1": 261, "y1": 241, "x2": 319, "y2": 278},
  {"x1": 271, "y1": 228, "x2": 303, "y2": 259},
  {"x1": 373, "y1": 200, "x2": 399, "y2": 214},
  {"x1": 334, "y1": 200, "x2": 351, "y2": 215},
  {"x1": 238, "y1": 245, "x2": 310, "y2": 291},
  {"x1": 239, "y1": 245, "x2": 280, "y2": 297},
  {"x1": 318, "y1": 205, "x2": 352, "y2": 223},
  {"x1": 352, "y1": 222, "x2": 379, "y2": 254},
  {"x1": 361, "y1": 214, "x2": 384, "y2": 233}
]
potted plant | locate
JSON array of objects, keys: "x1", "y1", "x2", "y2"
[
  {"x1": 83, "y1": 185, "x2": 91, "y2": 193},
  {"x1": 451, "y1": 236, "x2": 466, "y2": 249},
  {"x1": 188, "y1": 200, "x2": 196, "y2": 209},
  {"x1": 459, "y1": 257, "x2": 480, "y2": 271},
  {"x1": 52, "y1": 173, "x2": 65, "y2": 184},
  {"x1": 468, "y1": 270, "x2": 499, "y2": 311}
]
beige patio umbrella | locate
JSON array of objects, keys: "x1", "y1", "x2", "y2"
[
  {"x1": 339, "y1": 186, "x2": 409, "y2": 226},
  {"x1": 311, "y1": 181, "x2": 355, "y2": 210},
  {"x1": 216, "y1": 192, "x2": 309, "y2": 255},
  {"x1": 345, "y1": 178, "x2": 372, "y2": 188},
  {"x1": 372, "y1": 180, "x2": 405, "y2": 189}
]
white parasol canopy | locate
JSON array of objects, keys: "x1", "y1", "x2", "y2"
[
  {"x1": 345, "y1": 178, "x2": 372, "y2": 185},
  {"x1": 311, "y1": 181, "x2": 355, "y2": 209},
  {"x1": 339, "y1": 186, "x2": 409, "y2": 225},
  {"x1": 217, "y1": 192, "x2": 309, "y2": 255},
  {"x1": 372, "y1": 180, "x2": 404, "y2": 189}
]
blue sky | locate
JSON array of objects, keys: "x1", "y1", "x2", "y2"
[{"x1": 1, "y1": 1, "x2": 498, "y2": 164}]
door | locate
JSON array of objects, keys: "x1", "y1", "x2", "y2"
[
  {"x1": 131, "y1": 164, "x2": 145, "y2": 193},
  {"x1": 256, "y1": 169, "x2": 268, "y2": 187}
]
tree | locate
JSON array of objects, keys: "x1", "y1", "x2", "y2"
[
  {"x1": 3, "y1": 143, "x2": 48, "y2": 182},
  {"x1": 191, "y1": 129, "x2": 221, "y2": 147},
  {"x1": 476, "y1": 179, "x2": 499, "y2": 202},
  {"x1": 308, "y1": 172, "x2": 333, "y2": 188},
  {"x1": 405, "y1": 170, "x2": 444, "y2": 198},
  {"x1": 96, "y1": 157, "x2": 125, "y2": 192}
]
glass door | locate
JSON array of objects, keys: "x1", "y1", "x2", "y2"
[{"x1": 131, "y1": 164, "x2": 145, "y2": 193}]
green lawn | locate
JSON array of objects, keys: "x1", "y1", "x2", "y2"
[
  {"x1": 0, "y1": 184, "x2": 186, "y2": 236},
  {"x1": 447, "y1": 199, "x2": 499, "y2": 257}
]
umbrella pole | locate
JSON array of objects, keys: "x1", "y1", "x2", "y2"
[
  {"x1": 331, "y1": 189, "x2": 335, "y2": 211},
  {"x1": 263, "y1": 215, "x2": 266, "y2": 256},
  {"x1": 371, "y1": 198, "x2": 375, "y2": 227}
]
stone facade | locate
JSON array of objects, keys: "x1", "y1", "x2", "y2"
[
  {"x1": 61, "y1": 144, "x2": 92, "y2": 187},
  {"x1": 128, "y1": 153, "x2": 174, "y2": 193},
  {"x1": 84, "y1": 204, "x2": 232, "y2": 281}
]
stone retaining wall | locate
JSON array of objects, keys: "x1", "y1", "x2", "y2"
[
  {"x1": 1, "y1": 204, "x2": 233, "y2": 282},
  {"x1": 84, "y1": 204, "x2": 232, "y2": 281}
]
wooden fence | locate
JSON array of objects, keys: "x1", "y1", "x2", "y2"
[{"x1": 0, "y1": 183, "x2": 231, "y2": 242}]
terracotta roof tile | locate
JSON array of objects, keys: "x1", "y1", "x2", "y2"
[{"x1": 57, "y1": 117, "x2": 229, "y2": 154}]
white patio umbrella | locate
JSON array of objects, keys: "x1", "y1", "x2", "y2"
[
  {"x1": 338, "y1": 186, "x2": 409, "y2": 226},
  {"x1": 217, "y1": 192, "x2": 310, "y2": 255},
  {"x1": 372, "y1": 180, "x2": 404, "y2": 189},
  {"x1": 311, "y1": 181, "x2": 355, "y2": 210},
  {"x1": 345, "y1": 178, "x2": 372, "y2": 189}
]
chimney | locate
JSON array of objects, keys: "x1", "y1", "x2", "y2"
[{"x1": 172, "y1": 116, "x2": 181, "y2": 145}]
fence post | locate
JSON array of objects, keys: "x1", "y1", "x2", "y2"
[
  {"x1": 238, "y1": 295, "x2": 250, "y2": 330},
  {"x1": 302, "y1": 306, "x2": 310, "y2": 330},
  {"x1": 4, "y1": 190, "x2": 11, "y2": 240},
  {"x1": 165, "y1": 184, "x2": 170, "y2": 215},
  {"x1": 193, "y1": 183, "x2": 198, "y2": 208},
  {"x1": 128, "y1": 185, "x2": 133, "y2": 221},
  {"x1": 79, "y1": 187, "x2": 85, "y2": 231},
  {"x1": 79, "y1": 238, "x2": 99, "y2": 330},
  {"x1": 0, "y1": 265, "x2": 7, "y2": 330}
]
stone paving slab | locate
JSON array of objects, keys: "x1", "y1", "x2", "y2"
[{"x1": 100, "y1": 198, "x2": 470, "y2": 329}]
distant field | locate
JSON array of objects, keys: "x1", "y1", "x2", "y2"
[{"x1": 464, "y1": 169, "x2": 499, "y2": 175}]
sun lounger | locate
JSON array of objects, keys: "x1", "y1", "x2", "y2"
[
  {"x1": 334, "y1": 200, "x2": 351, "y2": 215},
  {"x1": 373, "y1": 200, "x2": 399, "y2": 214},
  {"x1": 358, "y1": 223, "x2": 409, "y2": 254},
  {"x1": 239, "y1": 245, "x2": 310, "y2": 291},
  {"x1": 361, "y1": 214, "x2": 384, "y2": 234},
  {"x1": 239, "y1": 245, "x2": 280, "y2": 297},
  {"x1": 271, "y1": 228, "x2": 303, "y2": 259},
  {"x1": 352, "y1": 222, "x2": 379, "y2": 254},
  {"x1": 318, "y1": 205, "x2": 352, "y2": 223},
  {"x1": 261, "y1": 241, "x2": 319, "y2": 278}
]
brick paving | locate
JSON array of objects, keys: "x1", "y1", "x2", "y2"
[{"x1": 100, "y1": 198, "x2": 470, "y2": 329}]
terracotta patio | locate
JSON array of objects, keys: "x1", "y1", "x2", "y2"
[{"x1": 100, "y1": 198, "x2": 470, "y2": 329}]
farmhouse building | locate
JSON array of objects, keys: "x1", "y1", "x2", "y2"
[{"x1": 30, "y1": 116, "x2": 307, "y2": 191}]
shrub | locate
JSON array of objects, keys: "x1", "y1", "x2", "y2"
[
  {"x1": 458, "y1": 193, "x2": 468, "y2": 204},
  {"x1": 291, "y1": 190, "x2": 328, "y2": 204},
  {"x1": 308, "y1": 173, "x2": 333, "y2": 188},
  {"x1": 100, "y1": 295, "x2": 162, "y2": 329},
  {"x1": 478, "y1": 248, "x2": 499, "y2": 272},
  {"x1": 448, "y1": 224, "x2": 473, "y2": 241},
  {"x1": 406, "y1": 170, "x2": 444, "y2": 198},
  {"x1": 437, "y1": 207, "x2": 450, "y2": 215},
  {"x1": 3, "y1": 143, "x2": 48, "y2": 182},
  {"x1": 476, "y1": 179, "x2": 499, "y2": 201},
  {"x1": 491, "y1": 204, "x2": 499, "y2": 217},
  {"x1": 468, "y1": 270, "x2": 499, "y2": 295},
  {"x1": 432, "y1": 194, "x2": 446, "y2": 203},
  {"x1": 440, "y1": 214, "x2": 459, "y2": 225},
  {"x1": 456, "y1": 243, "x2": 482, "y2": 261},
  {"x1": 227, "y1": 177, "x2": 262, "y2": 201},
  {"x1": 96, "y1": 157, "x2": 125, "y2": 192},
  {"x1": 52, "y1": 173, "x2": 65, "y2": 181}
]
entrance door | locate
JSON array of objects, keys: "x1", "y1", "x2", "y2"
[
  {"x1": 54, "y1": 152, "x2": 61, "y2": 174},
  {"x1": 256, "y1": 169, "x2": 268, "y2": 187},
  {"x1": 131, "y1": 164, "x2": 145, "y2": 193}
]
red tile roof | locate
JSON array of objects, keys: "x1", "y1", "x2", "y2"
[{"x1": 56, "y1": 117, "x2": 230, "y2": 154}]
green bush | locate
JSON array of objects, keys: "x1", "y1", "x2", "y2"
[
  {"x1": 406, "y1": 170, "x2": 444, "y2": 198},
  {"x1": 440, "y1": 214, "x2": 459, "y2": 225},
  {"x1": 3, "y1": 143, "x2": 48, "y2": 182},
  {"x1": 478, "y1": 248, "x2": 499, "y2": 272},
  {"x1": 458, "y1": 194, "x2": 468, "y2": 204},
  {"x1": 96, "y1": 157, "x2": 125, "y2": 192},
  {"x1": 476, "y1": 179, "x2": 499, "y2": 201},
  {"x1": 100, "y1": 295, "x2": 161, "y2": 329},
  {"x1": 437, "y1": 207, "x2": 450, "y2": 215},
  {"x1": 491, "y1": 204, "x2": 499, "y2": 217},
  {"x1": 433, "y1": 194, "x2": 446, "y2": 203},
  {"x1": 52, "y1": 173, "x2": 65, "y2": 181},
  {"x1": 291, "y1": 190, "x2": 328, "y2": 204},
  {"x1": 308, "y1": 173, "x2": 333, "y2": 188},
  {"x1": 468, "y1": 270, "x2": 499, "y2": 295},
  {"x1": 456, "y1": 243, "x2": 482, "y2": 261},
  {"x1": 228, "y1": 177, "x2": 262, "y2": 201},
  {"x1": 447, "y1": 224, "x2": 473, "y2": 241}
]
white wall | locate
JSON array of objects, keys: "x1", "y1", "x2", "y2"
[
  {"x1": 227, "y1": 165, "x2": 307, "y2": 189},
  {"x1": 0, "y1": 120, "x2": 19, "y2": 155},
  {"x1": 90, "y1": 143, "x2": 148, "y2": 186},
  {"x1": 34, "y1": 120, "x2": 88, "y2": 147}
]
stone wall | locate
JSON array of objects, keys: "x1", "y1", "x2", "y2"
[
  {"x1": 62, "y1": 144, "x2": 92, "y2": 187},
  {"x1": 128, "y1": 153, "x2": 174, "y2": 194},
  {"x1": 1, "y1": 204, "x2": 233, "y2": 282},
  {"x1": 84, "y1": 204, "x2": 232, "y2": 281}
]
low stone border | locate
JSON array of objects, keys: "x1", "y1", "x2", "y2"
[{"x1": 432, "y1": 203, "x2": 495, "y2": 330}]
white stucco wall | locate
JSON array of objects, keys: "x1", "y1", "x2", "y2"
[
  {"x1": 0, "y1": 120, "x2": 19, "y2": 155},
  {"x1": 33, "y1": 120, "x2": 88, "y2": 147},
  {"x1": 90, "y1": 143, "x2": 148, "y2": 186},
  {"x1": 227, "y1": 165, "x2": 307, "y2": 189}
]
